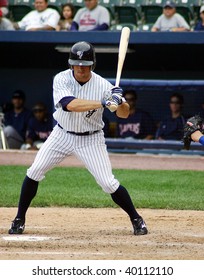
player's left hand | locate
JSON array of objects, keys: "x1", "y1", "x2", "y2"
[
  {"x1": 182, "y1": 115, "x2": 203, "y2": 150},
  {"x1": 110, "y1": 86, "x2": 123, "y2": 105}
]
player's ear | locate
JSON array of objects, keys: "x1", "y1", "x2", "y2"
[
  {"x1": 68, "y1": 61, "x2": 73, "y2": 69},
  {"x1": 91, "y1": 62, "x2": 96, "y2": 71}
]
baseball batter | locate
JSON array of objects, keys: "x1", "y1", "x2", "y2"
[{"x1": 8, "y1": 41, "x2": 148, "y2": 236}]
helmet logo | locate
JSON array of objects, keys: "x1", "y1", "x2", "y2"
[{"x1": 77, "y1": 51, "x2": 83, "y2": 59}]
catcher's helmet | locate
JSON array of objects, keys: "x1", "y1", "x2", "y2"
[{"x1": 68, "y1": 41, "x2": 96, "y2": 70}]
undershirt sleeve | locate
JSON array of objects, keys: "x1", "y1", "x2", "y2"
[{"x1": 59, "y1": 96, "x2": 76, "y2": 111}]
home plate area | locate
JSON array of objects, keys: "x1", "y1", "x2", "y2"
[{"x1": 0, "y1": 207, "x2": 204, "y2": 260}]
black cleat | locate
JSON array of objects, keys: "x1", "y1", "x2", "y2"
[
  {"x1": 132, "y1": 217, "x2": 148, "y2": 235},
  {"x1": 8, "y1": 218, "x2": 25, "y2": 234}
]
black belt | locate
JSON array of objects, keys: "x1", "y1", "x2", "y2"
[{"x1": 58, "y1": 124, "x2": 99, "y2": 136}]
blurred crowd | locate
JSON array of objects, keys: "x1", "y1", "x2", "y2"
[{"x1": 0, "y1": 0, "x2": 204, "y2": 32}]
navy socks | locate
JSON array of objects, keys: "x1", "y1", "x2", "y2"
[
  {"x1": 111, "y1": 185, "x2": 141, "y2": 221},
  {"x1": 15, "y1": 179, "x2": 139, "y2": 221},
  {"x1": 16, "y1": 176, "x2": 38, "y2": 219}
]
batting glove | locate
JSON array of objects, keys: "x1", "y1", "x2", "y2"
[
  {"x1": 110, "y1": 86, "x2": 123, "y2": 105},
  {"x1": 101, "y1": 96, "x2": 118, "y2": 112}
]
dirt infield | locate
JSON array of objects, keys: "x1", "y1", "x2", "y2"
[
  {"x1": 1, "y1": 207, "x2": 204, "y2": 260},
  {"x1": 0, "y1": 150, "x2": 204, "y2": 260}
]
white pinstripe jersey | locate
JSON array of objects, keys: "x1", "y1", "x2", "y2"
[{"x1": 53, "y1": 69, "x2": 113, "y2": 132}]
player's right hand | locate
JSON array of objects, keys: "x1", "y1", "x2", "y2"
[
  {"x1": 110, "y1": 87, "x2": 123, "y2": 105},
  {"x1": 102, "y1": 96, "x2": 118, "y2": 112}
]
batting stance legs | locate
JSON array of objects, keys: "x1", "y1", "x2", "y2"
[{"x1": 8, "y1": 126, "x2": 147, "y2": 235}]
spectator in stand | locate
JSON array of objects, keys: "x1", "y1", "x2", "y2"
[
  {"x1": 155, "y1": 93, "x2": 186, "y2": 140},
  {"x1": 21, "y1": 102, "x2": 53, "y2": 150},
  {"x1": 1, "y1": 90, "x2": 32, "y2": 149},
  {"x1": 104, "y1": 89, "x2": 156, "y2": 139},
  {"x1": 0, "y1": 0, "x2": 8, "y2": 17},
  {"x1": 0, "y1": 7, "x2": 15, "y2": 30},
  {"x1": 151, "y1": 0, "x2": 190, "y2": 32},
  {"x1": 194, "y1": 5, "x2": 204, "y2": 31},
  {"x1": 70, "y1": 0, "x2": 110, "y2": 31},
  {"x1": 13, "y1": 0, "x2": 60, "y2": 31},
  {"x1": 56, "y1": 3, "x2": 75, "y2": 31}
]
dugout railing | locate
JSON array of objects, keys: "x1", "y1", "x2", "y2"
[{"x1": 105, "y1": 138, "x2": 204, "y2": 155}]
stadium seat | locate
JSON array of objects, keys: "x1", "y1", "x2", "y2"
[
  {"x1": 193, "y1": 7, "x2": 200, "y2": 23},
  {"x1": 191, "y1": 0, "x2": 200, "y2": 19},
  {"x1": 114, "y1": 5, "x2": 140, "y2": 24},
  {"x1": 120, "y1": 0, "x2": 143, "y2": 19},
  {"x1": 110, "y1": 22, "x2": 137, "y2": 30},
  {"x1": 137, "y1": 22, "x2": 154, "y2": 31},
  {"x1": 99, "y1": 0, "x2": 122, "y2": 25},
  {"x1": 71, "y1": 0, "x2": 84, "y2": 13},
  {"x1": 9, "y1": 4, "x2": 33, "y2": 21},
  {"x1": 8, "y1": 0, "x2": 18, "y2": 4},
  {"x1": 11, "y1": 0, "x2": 34, "y2": 6},
  {"x1": 175, "y1": 0, "x2": 194, "y2": 25},
  {"x1": 48, "y1": 0, "x2": 61, "y2": 14},
  {"x1": 140, "y1": 0, "x2": 163, "y2": 24}
]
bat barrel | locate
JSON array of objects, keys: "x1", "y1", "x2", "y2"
[{"x1": 115, "y1": 27, "x2": 130, "y2": 87}]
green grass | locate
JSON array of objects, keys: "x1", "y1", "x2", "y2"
[{"x1": 0, "y1": 165, "x2": 204, "y2": 210}]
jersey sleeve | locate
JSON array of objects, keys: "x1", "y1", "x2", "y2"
[
  {"x1": 46, "y1": 9, "x2": 60, "y2": 28},
  {"x1": 152, "y1": 15, "x2": 162, "y2": 30},
  {"x1": 72, "y1": 8, "x2": 84, "y2": 25},
  {"x1": 53, "y1": 72, "x2": 74, "y2": 107},
  {"x1": 176, "y1": 14, "x2": 190, "y2": 30},
  {"x1": 18, "y1": 12, "x2": 32, "y2": 30},
  {"x1": 98, "y1": 6, "x2": 110, "y2": 25}
]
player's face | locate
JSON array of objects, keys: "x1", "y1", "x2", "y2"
[
  {"x1": 163, "y1": 7, "x2": 175, "y2": 18},
  {"x1": 33, "y1": 108, "x2": 46, "y2": 121},
  {"x1": 34, "y1": 0, "x2": 48, "y2": 12},
  {"x1": 12, "y1": 98, "x2": 24, "y2": 109},
  {"x1": 73, "y1": 65, "x2": 92, "y2": 82},
  {"x1": 84, "y1": 0, "x2": 98, "y2": 10},
  {"x1": 170, "y1": 98, "x2": 182, "y2": 113}
]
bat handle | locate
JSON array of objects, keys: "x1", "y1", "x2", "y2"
[
  {"x1": 109, "y1": 104, "x2": 118, "y2": 112},
  {"x1": 115, "y1": 77, "x2": 120, "y2": 88}
]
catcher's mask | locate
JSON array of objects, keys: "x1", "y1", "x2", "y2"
[{"x1": 68, "y1": 41, "x2": 96, "y2": 70}]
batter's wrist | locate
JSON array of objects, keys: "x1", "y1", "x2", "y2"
[{"x1": 101, "y1": 100, "x2": 106, "y2": 108}]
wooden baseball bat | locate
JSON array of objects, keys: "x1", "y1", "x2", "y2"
[{"x1": 109, "y1": 26, "x2": 131, "y2": 112}]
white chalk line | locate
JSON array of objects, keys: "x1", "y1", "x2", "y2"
[
  {"x1": 2, "y1": 236, "x2": 55, "y2": 241},
  {"x1": 0, "y1": 226, "x2": 50, "y2": 229},
  {"x1": 0, "y1": 251, "x2": 115, "y2": 256},
  {"x1": 1, "y1": 234, "x2": 204, "y2": 250}
]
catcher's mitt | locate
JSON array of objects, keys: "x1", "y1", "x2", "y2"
[{"x1": 182, "y1": 115, "x2": 203, "y2": 150}]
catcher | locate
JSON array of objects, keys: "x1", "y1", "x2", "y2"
[{"x1": 183, "y1": 115, "x2": 204, "y2": 150}]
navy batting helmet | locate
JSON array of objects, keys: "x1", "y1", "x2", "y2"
[{"x1": 68, "y1": 41, "x2": 96, "y2": 70}]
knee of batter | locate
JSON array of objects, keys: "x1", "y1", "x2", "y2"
[
  {"x1": 27, "y1": 164, "x2": 46, "y2": 182},
  {"x1": 96, "y1": 175, "x2": 120, "y2": 194}
]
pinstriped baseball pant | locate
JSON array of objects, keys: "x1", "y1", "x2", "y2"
[{"x1": 27, "y1": 125, "x2": 120, "y2": 193}]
